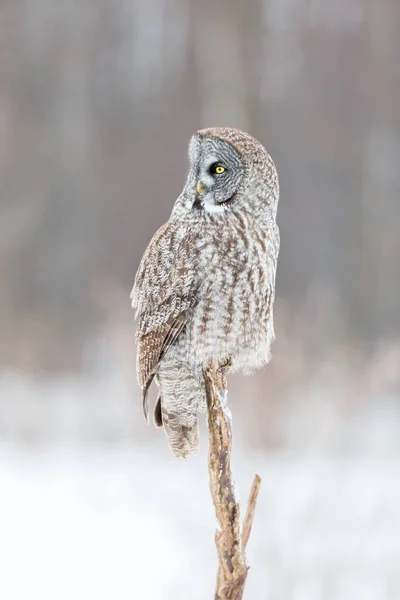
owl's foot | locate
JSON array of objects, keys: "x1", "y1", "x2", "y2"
[
  {"x1": 219, "y1": 358, "x2": 233, "y2": 373},
  {"x1": 204, "y1": 359, "x2": 232, "y2": 375}
]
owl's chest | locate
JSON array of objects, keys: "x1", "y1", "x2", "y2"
[
  {"x1": 196, "y1": 221, "x2": 270, "y2": 293},
  {"x1": 190, "y1": 225, "x2": 272, "y2": 342},
  {"x1": 196, "y1": 220, "x2": 256, "y2": 273}
]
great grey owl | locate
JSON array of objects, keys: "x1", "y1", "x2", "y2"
[{"x1": 131, "y1": 127, "x2": 280, "y2": 458}]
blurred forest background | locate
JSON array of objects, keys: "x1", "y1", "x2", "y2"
[{"x1": 1, "y1": 1, "x2": 400, "y2": 599}]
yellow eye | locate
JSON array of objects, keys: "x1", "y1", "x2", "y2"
[{"x1": 215, "y1": 165, "x2": 225, "y2": 174}]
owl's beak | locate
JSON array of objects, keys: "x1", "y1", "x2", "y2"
[{"x1": 196, "y1": 181, "x2": 205, "y2": 194}]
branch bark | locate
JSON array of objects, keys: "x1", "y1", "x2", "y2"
[{"x1": 204, "y1": 361, "x2": 261, "y2": 600}]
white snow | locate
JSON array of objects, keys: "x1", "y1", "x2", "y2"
[
  {"x1": 0, "y1": 443, "x2": 399, "y2": 600},
  {"x1": 0, "y1": 369, "x2": 399, "y2": 599}
]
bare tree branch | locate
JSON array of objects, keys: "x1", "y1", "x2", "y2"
[
  {"x1": 204, "y1": 361, "x2": 261, "y2": 600},
  {"x1": 242, "y1": 474, "x2": 261, "y2": 552}
]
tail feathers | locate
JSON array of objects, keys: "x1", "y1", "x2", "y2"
[
  {"x1": 161, "y1": 402, "x2": 199, "y2": 459},
  {"x1": 153, "y1": 396, "x2": 163, "y2": 428},
  {"x1": 155, "y1": 361, "x2": 205, "y2": 458},
  {"x1": 142, "y1": 374, "x2": 156, "y2": 423}
]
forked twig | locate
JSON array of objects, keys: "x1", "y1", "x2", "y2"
[{"x1": 242, "y1": 474, "x2": 261, "y2": 551}]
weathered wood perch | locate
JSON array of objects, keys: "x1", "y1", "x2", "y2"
[{"x1": 204, "y1": 361, "x2": 262, "y2": 600}]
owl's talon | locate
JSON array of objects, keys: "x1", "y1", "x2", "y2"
[{"x1": 219, "y1": 358, "x2": 233, "y2": 373}]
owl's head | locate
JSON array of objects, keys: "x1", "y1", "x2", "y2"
[{"x1": 184, "y1": 127, "x2": 279, "y2": 217}]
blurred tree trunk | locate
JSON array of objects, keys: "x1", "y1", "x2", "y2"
[{"x1": 191, "y1": 0, "x2": 250, "y2": 131}]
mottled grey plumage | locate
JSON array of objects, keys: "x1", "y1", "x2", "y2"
[{"x1": 131, "y1": 127, "x2": 280, "y2": 458}]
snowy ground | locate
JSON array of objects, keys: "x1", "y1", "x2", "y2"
[{"x1": 1, "y1": 442, "x2": 400, "y2": 600}]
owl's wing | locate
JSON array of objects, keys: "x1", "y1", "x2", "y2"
[{"x1": 131, "y1": 220, "x2": 197, "y2": 419}]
